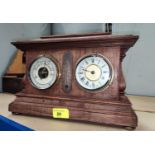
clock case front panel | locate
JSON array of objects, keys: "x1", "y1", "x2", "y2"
[
  {"x1": 25, "y1": 47, "x2": 119, "y2": 100},
  {"x1": 9, "y1": 33, "x2": 139, "y2": 129}
]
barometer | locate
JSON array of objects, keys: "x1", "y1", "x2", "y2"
[{"x1": 29, "y1": 56, "x2": 58, "y2": 89}]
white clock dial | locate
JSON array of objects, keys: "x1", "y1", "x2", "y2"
[
  {"x1": 29, "y1": 56, "x2": 58, "y2": 89},
  {"x1": 75, "y1": 54, "x2": 113, "y2": 91}
]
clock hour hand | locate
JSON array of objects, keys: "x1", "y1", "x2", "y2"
[
  {"x1": 82, "y1": 69, "x2": 91, "y2": 72},
  {"x1": 82, "y1": 69, "x2": 95, "y2": 75}
]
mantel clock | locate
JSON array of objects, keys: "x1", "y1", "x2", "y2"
[{"x1": 9, "y1": 32, "x2": 139, "y2": 129}]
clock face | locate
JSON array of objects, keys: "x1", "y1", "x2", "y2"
[
  {"x1": 75, "y1": 54, "x2": 113, "y2": 91},
  {"x1": 29, "y1": 56, "x2": 58, "y2": 89}
]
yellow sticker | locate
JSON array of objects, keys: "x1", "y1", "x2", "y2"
[{"x1": 52, "y1": 108, "x2": 69, "y2": 119}]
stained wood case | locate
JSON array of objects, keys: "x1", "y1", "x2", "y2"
[{"x1": 9, "y1": 32, "x2": 139, "y2": 129}]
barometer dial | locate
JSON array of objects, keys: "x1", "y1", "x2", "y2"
[
  {"x1": 29, "y1": 56, "x2": 58, "y2": 89},
  {"x1": 75, "y1": 54, "x2": 113, "y2": 91}
]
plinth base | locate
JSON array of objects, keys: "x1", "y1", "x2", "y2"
[{"x1": 9, "y1": 93, "x2": 138, "y2": 129}]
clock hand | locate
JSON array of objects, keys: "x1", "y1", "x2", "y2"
[
  {"x1": 82, "y1": 69, "x2": 95, "y2": 74},
  {"x1": 82, "y1": 69, "x2": 91, "y2": 72}
]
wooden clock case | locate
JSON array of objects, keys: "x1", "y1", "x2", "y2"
[{"x1": 9, "y1": 32, "x2": 139, "y2": 129}]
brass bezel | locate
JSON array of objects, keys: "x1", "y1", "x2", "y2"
[
  {"x1": 28, "y1": 54, "x2": 61, "y2": 90},
  {"x1": 75, "y1": 53, "x2": 114, "y2": 93}
]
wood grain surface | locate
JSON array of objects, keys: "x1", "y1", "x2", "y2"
[{"x1": 9, "y1": 32, "x2": 139, "y2": 129}]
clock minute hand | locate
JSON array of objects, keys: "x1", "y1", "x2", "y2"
[
  {"x1": 82, "y1": 69, "x2": 95, "y2": 75},
  {"x1": 82, "y1": 69, "x2": 91, "y2": 72}
]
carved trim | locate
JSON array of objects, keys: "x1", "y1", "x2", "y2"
[
  {"x1": 119, "y1": 47, "x2": 129, "y2": 95},
  {"x1": 11, "y1": 35, "x2": 139, "y2": 51}
]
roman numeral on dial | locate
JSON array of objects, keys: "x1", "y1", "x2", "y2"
[{"x1": 75, "y1": 54, "x2": 112, "y2": 90}]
